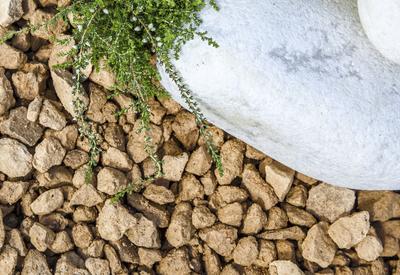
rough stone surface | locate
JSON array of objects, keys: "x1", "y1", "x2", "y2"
[
  {"x1": 0, "y1": 0, "x2": 24, "y2": 27},
  {"x1": 0, "y1": 44, "x2": 26, "y2": 69},
  {"x1": 232, "y1": 236, "x2": 259, "y2": 266},
  {"x1": 97, "y1": 167, "x2": 128, "y2": 196},
  {"x1": 0, "y1": 68, "x2": 15, "y2": 115},
  {"x1": 215, "y1": 139, "x2": 244, "y2": 185},
  {"x1": 33, "y1": 137, "x2": 66, "y2": 173},
  {"x1": 162, "y1": 153, "x2": 188, "y2": 181},
  {"x1": 0, "y1": 245, "x2": 18, "y2": 275},
  {"x1": 328, "y1": 211, "x2": 370, "y2": 249},
  {"x1": 306, "y1": 183, "x2": 355, "y2": 222},
  {"x1": 355, "y1": 235, "x2": 383, "y2": 262},
  {"x1": 269, "y1": 260, "x2": 305, "y2": 275},
  {"x1": 157, "y1": 248, "x2": 191, "y2": 275},
  {"x1": 357, "y1": 191, "x2": 400, "y2": 221},
  {"x1": 192, "y1": 205, "x2": 216, "y2": 229},
  {"x1": 301, "y1": 222, "x2": 337, "y2": 268},
  {"x1": 199, "y1": 224, "x2": 237, "y2": 257},
  {"x1": 265, "y1": 160, "x2": 295, "y2": 201},
  {"x1": 39, "y1": 99, "x2": 67, "y2": 130},
  {"x1": 70, "y1": 184, "x2": 104, "y2": 207},
  {"x1": 159, "y1": 0, "x2": 400, "y2": 190},
  {"x1": 165, "y1": 203, "x2": 192, "y2": 248},
  {"x1": 126, "y1": 214, "x2": 160, "y2": 249},
  {"x1": 30, "y1": 188, "x2": 64, "y2": 215},
  {"x1": 242, "y1": 203, "x2": 267, "y2": 234},
  {"x1": 29, "y1": 222, "x2": 55, "y2": 252},
  {"x1": 0, "y1": 107, "x2": 43, "y2": 146},
  {"x1": 0, "y1": 138, "x2": 32, "y2": 177},
  {"x1": 21, "y1": 250, "x2": 52, "y2": 275},
  {"x1": 143, "y1": 184, "x2": 175, "y2": 205},
  {"x1": 97, "y1": 199, "x2": 137, "y2": 241}
]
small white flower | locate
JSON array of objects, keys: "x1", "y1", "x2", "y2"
[
  {"x1": 130, "y1": 16, "x2": 137, "y2": 22},
  {"x1": 72, "y1": 45, "x2": 78, "y2": 50},
  {"x1": 103, "y1": 9, "x2": 109, "y2": 14},
  {"x1": 89, "y1": 8, "x2": 95, "y2": 13},
  {"x1": 157, "y1": 42, "x2": 163, "y2": 47},
  {"x1": 134, "y1": 26, "x2": 141, "y2": 32},
  {"x1": 155, "y1": 36, "x2": 161, "y2": 41},
  {"x1": 148, "y1": 23, "x2": 154, "y2": 29},
  {"x1": 142, "y1": 38, "x2": 148, "y2": 43},
  {"x1": 77, "y1": 25, "x2": 83, "y2": 31}
]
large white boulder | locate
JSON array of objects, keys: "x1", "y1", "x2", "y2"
[
  {"x1": 358, "y1": 0, "x2": 400, "y2": 65},
  {"x1": 159, "y1": 0, "x2": 400, "y2": 190}
]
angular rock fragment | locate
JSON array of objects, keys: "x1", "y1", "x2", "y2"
[
  {"x1": 157, "y1": 247, "x2": 191, "y2": 275},
  {"x1": 192, "y1": 205, "x2": 216, "y2": 229},
  {"x1": 0, "y1": 180, "x2": 29, "y2": 205},
  {"x1": 357, "y1": 191, "x2": 400, "y2": 221},
  {"x1": 97, "y1": 167, "x2": 128, "y2": 196},
  {"x1": 39, "y1": 99, "x2": 67, "y2": 130},
  {"x1": 21, "y1": 249, "x2": 52, "y2": 275},
  {"x1": 36, "y1": 166, "x2": 73, "y2": 188},
  {"x1": 51, "y1": 69, "x2": 89, "y2": 116},
  {"x1": 12, "y1": 69, "x2": 46, "y2": 100},
  {"x1": 85, "y1": 258, "x2": 110, "y2": 275},
  {"x1": 265, "y1": 160, "x2": 295, "y2": 201},
  {"x1": 355, "y1": 235, "x2": 383, "y2": 262},
  {"x1": 172, "y1": 111, "x2": 199, "y2": 150},
  {"x1": 185, "y1": 145, "x2": 212, "y2": 176},
  {"x1": 162, "y1": 153, "x2": 189, "y2": 181},
  {"x1": 29, "y1": 222, "x2": 55, "y2": 252},
  {"x1": 104, "y1": 244, "x2": 126, "y2": 274},
  {"x1": 215, "y1": 139, "x2": 245, "y2": 185},
  {"x1": 54, "y1": 252, "x2": 90, "y2": 275},
  {"x1": 143, "y1": 184, "x2": 175, "y2": 205},
  {"x1": 126, "y1": 214, "x2": 160, "y2": 249},
  {"x1": 0, "y1": 68, "x2": 15, "y2": 115},
  {"x1": 242, "y1": 164, "x2": 278, "y2": 210},
  {"x1": 255, "y1": 240, "x2": 277, "y2": 267},
  {"x1": 199, "y1": 223, "x2": 238, "y2": 257},
  {"x1": 101, "y1": 147, "x2": 132, "y2": 171},
  {"x1": 0, "y1": 0, "x2": 24, "y2": 27},
  {"x1": 328, "y1": 211, "x2": 370, "y2": 249},
  {"x1": 242, "y1": 203, "x2": 267, "y2": 235},
  {"x1": 217, "y1": 202, "x2": 243, "y2": 227},
  {"x1": 265, "y1": 206, "x2": 288, "y2": 230},
  {"x1": 232, "y1": 236, "x2": 259, "y2": 266},
  {"x1": 72, "y1": 224, "x2": 93, "y2": 249},
  {"x1": 50, "y1": 231, "x2": 74, "y2": 254},
  {"x1": 69, "y1": 184, "x2": 104, "y2": 207},
  {"x1": 177, "y1": 173, "x2": 204, "y2": 202},
  {"x1": 0, "y1": 107, "x2": 43, "y2": 146},
  {"x1": 0, "y1": 44, "x2": 27, "y2": 69},
  {"x1": 27, "y1": 96, "x2": 43, "y2": 122},
  {"x1": 301, "y1": 222, "x2": 337, "y2": 268},
  {"x1": 89, "y1": 59, "x2": 116, "y2": 90},
  {"x1": 30, "y1": 188, "x2": 64, "y2": 215},
  {"x1": 33, "y1": 137, "x2": 66, "y2": 173},
  {"x1": 269, "y1": 260, "x2": 305, "y2": 275},
  {"x1": 203, "y1": 245, "x2": 221, "y2": 274},
  {"x1": 9, "y1": 229, "x2": 27, "y2": 256},
  {"x1": 306, "y1": 183, "x2": 355, "y2": 222},
  {"x1": 165, "y1": 203, "x2": 192, "y2": 248},
  {"x1": 258, "y1": 226, "x2": 305, "y2": 241},
  {"x1": 0, "y1": 245, "x2": 18, "y2": 275},
  {"x1": 63, "y1": 149, "x2": 89, "y2": 169},
  {"x1": 97, "y1": 199, "x2": 137, "y2": 241},
  {"x1": 283, "y1": 203, "x2": 317, "y2": 228}
]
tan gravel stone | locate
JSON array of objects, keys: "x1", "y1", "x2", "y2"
[
  {"x1": 30, "y1": 188, "x2": 64, "y2": 215},
  {"x1": 199, "y1": 223, "x2": 238, "y2": 257},
  {"x1": 0, "y1": 245, "x2": 18, "y2": 275},
  {"x1": 210, "y1": 185, "x2": 249, "y2": 209},
  {"x1": 0, "y1": 68, "x2": 15, "y2": 115},
  {"x1": 283, "y1": 203, "x2": 317, "y2": 228},
  {"x1": 12, "y1": 70, "x2": 46, "y2": 100},
  {"x1": 177, "y1": 173, "x2": 204, "y2": 202},
  {"x1": 242, "y1": 203, "x2": 267, "y2": 235},
  {"x1": 29, "y1": 222, "x2": 55, "y2": 252},
  {"x1": 143, "y1": 184, "x2": 175, "y2": 205},
  {"x1": 217, "y1": 202, "x2": 244, "y2": 227},
  {"x1": 101, "y1": 147, "x2": 132, "y2": 171},
  {"x1": 258, "y1": 226, "x2": 306, "y2": 241},
  {"x1": 138, "y1": 247, "x2": 162, "y2": 268},
  {"x1": 70, "y1": 184, "x2": 104, "y2": 207},
  {"x1": 33, "y1": 137, "x2": 66, "y2": 173},
  {"x1": 72, "y1": 224, "x2": 93, "y2": 249},
  {"x1": 0, "y1": 180, "x2": 29, "y2": 205},
  {"x1": 97, "y1": 199, "x2": 137, "y2": 241},
  {"x1": 97, "y1": 167, "x2": 128, "y2": 196},
  {"x1": 242, "y1": 164, "x2": 278, "y2": 211},
  {"x1": 328, "y1": 211, "x2": 370, "y2": 249},
  {"x1": 254, "y1": 240, "x2": 277, "y2": 267},
  {"x1": 63, "y1": 149, "x2": 89, "y2": 169},
  {"x1": 285, "y1": 184, "x2": 307, "y2": 208},
  {"x1": 198, "y1": 125, "x2": 224, "y2": 149},
  {"x1": 104, "y1": 244, "x2": 126, "y2": 274},
  {"x1": 127, "y1": 193, "x2": 170, "y2": 228},
  {"x1": 0, "y1": 44, "x2": 27, "y2": 69},
  {"x1": 149, "y1": 98, "x2": 166, "y2": 125},
  {"x1": 89, "y1": 59, "x2": 116, "y2": 90},
  {"x1": 355, "y1": 235, "x2": 383, "y2": 262},
  {"x1": 126, "y1": 214, "x2": 160, "y2": 248},
  {"x1": 276, "y1": 240, "x2": 295, "y2": 261},
  {"x1": 27, "y1": 96, "x2": 43, "y2": 122},
  {"x1": 265, "y1": 160, "x2": 295, "y2": 201},
  {"x1": 215, "y1": 139, "x2": 245, "y2": 185},
  {"x1": 265, "y1": 206, "x2": 288, "y2": 230},
  {"x1": 172, "y1": 111, "x2": 199, "y2": 150},
  {"x1": 85, "y1": 258, "x2": 110, "y2": 275},
  {"x1": 39, "y1": 99, "x2": 67, "y2": 130},
  {"x1": 21, "y1": 249, "x2": 52, "y2": 275},
  {"x1": 0, "y1": 138, "x2": 32, "y2": 177},
  {"x1": 157, "y1": 247, "x2": 191, "y2": 275},
  {"x1": 306, "y1": 183, "x2": 355, "y2": 222},
  {"x1": 232, "y1": 236, "x2": 259, "y2": 266},
  {"x1": 165, "y1": 203, "x2": 192, "y2": 248},
  {"x1": 0, "y1": 106, "x2": 43, "y2": 146},
  {"x1": 245, "y1": 144, "x2": 266, "y2": 160},
  {"x1": 269, "y1": 260, "x2": 305, "y2": 275},
  {"x1": 36, "y1": 166, "x2": 73, "y2": 188},
  {"x1": 357, "y1": 191, "x2": 400, "y2": 221},
  {"x1": 162, "y1": 153, "x2": 189, "y2": 181},
  {"x1": 203, "y1": 244, "x2": 222, "y2": 274},
  {"x1": 192, "y1": 205, "x2": 216, "y2": 229},
  {"x1": 8, "y1": 228, "x2": 27, "y2": 256},
  {"x1": 104, "y1": 123, "x2": 126, "y2": 151},
  {"x1": 201, "y1": 170, "x2": 218, "y2": 196},
  {"x1": 185, "y1": 145, "x2": 212, "y2": 176},
  {"x1": 54, "y1": 251, "x2": 90, "y2": 275},
  {"x1": 302, "y1": 222, "x2": 337, "y2": 268},
  {"x1": 50, "y1": 231, "x2": 74, "y2": 254}
]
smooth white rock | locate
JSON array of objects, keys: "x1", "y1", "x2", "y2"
[
  {"x1": 0, "y1": 0, "x2": 23, "y2": 27},
  {"x1": 159, "y1": 0, "x2": 400, "y2": 190},
  {"x1": 358, "y1": 0, "x2": 400, "y2": 65}
]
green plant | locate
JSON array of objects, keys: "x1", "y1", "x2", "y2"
[{"x1": 1, "y1": 0, "x2": 223, "y2": 199}]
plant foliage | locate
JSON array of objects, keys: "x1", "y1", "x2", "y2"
[{"x1": 1, "y1": 0, "x2": 223, "y2": 199}]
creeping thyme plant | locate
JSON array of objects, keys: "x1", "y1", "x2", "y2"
[{"x1": 2, "y1": 0, "x2": 223, "y2": 200}]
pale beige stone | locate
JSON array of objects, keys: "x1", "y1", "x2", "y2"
[
  {"x1": 162, "y1": 153, "x2": 189, "y2": 181},
  {"x1": 215, "y1": 139, "x2": 245, "y2": 185},
  {"x1": 355, "y1": 235, "x2": 383, "y2": 262},
  {"x1": 265, "y1": 160, "x2": 295, "y2": 201}
]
